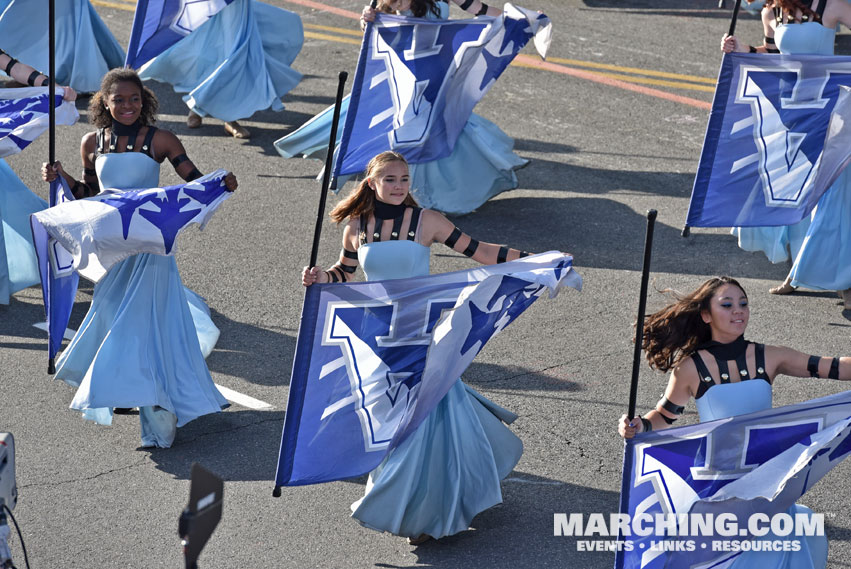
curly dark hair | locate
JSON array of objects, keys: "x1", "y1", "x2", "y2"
[
  {"x1": 642, "y1": 277, "x2": 747, "y2": 372},
  {"x1": 765, "y1": 0, "x2": 823, "y2": 23},
  {"x1": 378, "y1": 0, "x2": 442, "y2": 18},
  {"x1": 88, "y1": 68, "x2": 158, "y2": 128}
]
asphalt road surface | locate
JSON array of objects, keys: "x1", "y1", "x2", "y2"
[{"x1": 2, "y1": 1, "x2": 851, "y2": 567}]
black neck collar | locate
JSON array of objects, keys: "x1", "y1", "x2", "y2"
[
  {"x1": 111, "y1": 119, "x2": 141, "y2": 137},
  {"x1": 695, "y1": 335, "x2": 748, "y2": 360},
  {"x1": 373, "y1": 199, "x2": 406, "y2": 219}
]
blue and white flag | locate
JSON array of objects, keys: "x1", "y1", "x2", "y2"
[
  {"x1": 30, "y1": 171, "x2": 232, "y2": 367},
  {"x1": 31, "y1": 170, "x2": 232, "y2": 282},
  {"x1": 686, "y1": 53, "x2": 851, "y2": 227},
  {"x1": 615, "y1": 390, "x2": 851, "y2": 569},
  {"x1": 275, "y1": 252, "x2": 580, "y2": 487},
  {"x1": 332, "y1": 4, "x2": 551, "y2": 179},
  {"x1": 125, "y1": 0, "x2": 235, "y2": 69},
  {"x1": 0, "y1": 87, "x2": 78, "y2": 158}
]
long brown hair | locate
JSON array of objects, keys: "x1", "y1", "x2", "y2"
[
  {"x1": 88, "y1": 68, "x2": 158, "y2": 128},
  {"x1": 765, "y1": 0, "x2": 823, "y2": 23},
  {"x1": 643, "y1": 277, "x2": 747, "y2": 372},
  {"x1": 329, "y1": 151, "x2": 418, "y2": 223},
  {"x1": 377, "y1": 0, "x2": 442, "y2": 17}
]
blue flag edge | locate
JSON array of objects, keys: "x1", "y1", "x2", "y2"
[
  {"x1": 685, "y1": 52, "x2": 737, "y2": 228},
  {"x1": 275, "y1": 283, "x2": 323, "y2": 488}
]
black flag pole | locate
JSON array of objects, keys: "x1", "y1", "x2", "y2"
[
  {"x1": 47, "y1": 0, "x2": 56, "y2": 375},
  {"x1": 308, "y1": 71, "x2": 349, "y2": 269},
  {"x1": 627, "y1": 210, "x2": 657, "y2": 421},
  {"x1": 682, "y1": 0, "x2": 742, "y2": 239},
  {"x1": 728, "y1": 0, "x2": 743, "y2": 37}
]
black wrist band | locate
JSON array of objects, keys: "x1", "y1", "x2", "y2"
[
  {"x1": 641, "y1": 417, "x2": 652, "y2": 433},
  {"x1": 748, "y1": 45, "x2": 757, "y2": 53}
]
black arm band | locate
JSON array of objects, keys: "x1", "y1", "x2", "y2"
[
  {"x1": 658, "y1": 396, "x2": 684, "y2": 416},
  {"x1": 661, "y1": 415, "x2": 677, "y2": 425},
  {"x1": 186, "y1": 167, "x2": 203, "y2": 181},
  {"x1": 26, "y1": 70, "x2": 42, "y2": 86},
  {"x1": 748, "y1": 45, "x2": 757, "y2": 53},
  {"x1": 444, "y1": 227, "x2": 462, "y2": 248},
  {"x1": 829, "y1": 357, "x2": 841, "y2": 380},
  {"x1": 462, "y1": 238, "x2": 479, "y2": 258},
  {"x1": 169, "y1": 153, "x2": 191, "y2": 168},
  {"x1": 3, "y1": 56, "x2": 19, "y2": 75},
  {"x1": 640, "y1": 417, "x2": 652, "y2": 433},
  {"x1": 476, "y1": 2, "x2": 489, "y2": 15},
  {"x1": 766, "y1": 47, "x2": 780, "y2": 53},
  {"x1": 333, "y1": 263, "x2": 356, "y2": 274},
  {"x1": 808, "y1": 355, "x2": 821, "y2": 378},
  {"x1": 764, "y1": 36, "x2": 776, "y2": 45},
  {"x1": 83, "y1": 167, "x2": 96, "y2": 177},
  {"x1": 326, "y1": 270, "x2": 339, "y2": 283},
  {"x1": 458, "y1": 0, "x2": 474, "y2": 9},
  {"x1": 497, "y1": 246, "x2": 509, "y2": 264},
  {"x1": 342, "y1": 248, "x2": 358, "y2": 260}
]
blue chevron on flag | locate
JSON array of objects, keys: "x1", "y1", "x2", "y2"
[
  {"x1": 125, "y1": 0, "x2": 235, "y2": 69},
  {"x1": 686, "y1": 53, "x2": 851, "y2": 227},
  {"x1": 332, "y1": 3, "x2": 551, "y2": 179},
  {"x1": 0, "y1": 87, "x2": 78, "y2": 158},
  {"x1": 615, "y1": 390, "x2": 851, "y2": 569},
  {"x1": 275, "y1": 252, "x2": 580, "y2": 487}
]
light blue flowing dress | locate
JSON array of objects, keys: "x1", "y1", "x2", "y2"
[
  {"x1": 694, "y1": 376, "x2": 827, "y2": 568},
  {"x1": 0, "y1": 159, "x2": 46, "y2": 304},
  {"x1": 54, "y1": 150, "x2": 228, "y2": 448},
  {"x1": 0, "y1": 0, "x2": 124, "y2": 93},
  {"x1": 139, "y1": 0, "x2": 303, "y2": 122},
  {"x1": 349, "y1": 237, "x2": 523, "y2": 539},
  {"x1": 274, "y1": 3, "x2": 528, "y2": 215},
  {"x1": 731, "y1": 21, "x2": 839, "y2": 280}
]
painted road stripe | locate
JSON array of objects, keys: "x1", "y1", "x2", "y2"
[
  {"x1": 32, "y1": 321, "x2": 75, "y2": 340},
  {"x1": 214, "y1": 383, "x2": 275, "y2": 410}
]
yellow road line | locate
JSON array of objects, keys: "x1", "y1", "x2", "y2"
[
  {"x1": 304, "y1": 31, "x2": 362, "y2": 46},
  {"x1": 91, "y1": 0, "x2": 135, "y2": 10},
  {"x1": 511, "y1": 60, "x2": 716, "y2": 93},
  {"x1": 545, "y1": 56, "x2": 717, "y2": 85},
  {"x1": 304, "y1": 23, "x2": 362, "y2": 37}
]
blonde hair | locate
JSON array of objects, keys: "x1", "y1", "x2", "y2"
[{"x1": 329, "y1": 151, "x2": 418, "y2": 223}]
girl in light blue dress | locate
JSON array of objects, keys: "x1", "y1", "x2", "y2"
[
  {"x1": 275, "y1": 0, "x2": 529, "y2": 215},
  {"x1": 722, "y1": 0, "x2": 851, "y2": 306},
  {"x1": 42, "y1": 69, "x2": 238, "y2": 448},
  {"x1": 1, "y1": 50, "x2": 77, "y2": 304},
  {"x1": 0, "y1": 0, "x2": 124, "y2": 93},
  {"x1": 139, "y1": 0, "x2": 303, "y2": 140},
  {"x1": 302, "y1": 151, "x2": 534, "y2": 544},
  {"x1": 620, "y1": 276, "x2": 851, "y2": 569}
]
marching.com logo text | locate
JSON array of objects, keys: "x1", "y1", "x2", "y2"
[{"x1": 554, "y1": 512, "x2": 824, "y2": 553}]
